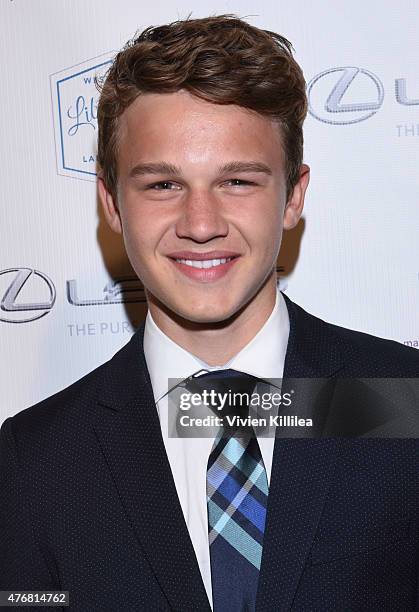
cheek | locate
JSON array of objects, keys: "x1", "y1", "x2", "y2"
[
  {"x1": 241, "y1": 204, "x2": 282, "y2": 249},
  {"x1": 119, "y1": 202, "x2": 161, "y2": 258},
  {"x1": 254, "y1": 215, "x2": 283, "y2": 267}
]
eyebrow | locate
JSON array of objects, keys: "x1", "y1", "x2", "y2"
[
  {"x1": 218, "y1": 161, "x2": 272, "y2": 176},
  {"x1": 128, "y1": 160, "x2": 273, "y2": 178},
  {"x1": 129, "y1": 162, "x2": 181, "y2": 178}
]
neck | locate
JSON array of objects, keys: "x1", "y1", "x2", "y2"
[{"x1": 147, "y1": 278, "x2": 277, "y2": 366}]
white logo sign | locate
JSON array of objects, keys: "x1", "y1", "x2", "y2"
[
  {"x1": 307, "y1": 66, "x2": 385, "y2": 124},
  {"x1": 50, "y1": 52, "x2": 114, "y2": 181}
]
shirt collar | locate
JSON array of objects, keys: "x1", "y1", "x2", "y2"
[{"x1": 143, "y1": 288, "x2": 290, "y2": 405}]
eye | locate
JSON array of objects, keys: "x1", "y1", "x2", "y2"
[
  {"x1": 147, "y1": 181, "x2": 181, "y2": 190},
  {"x1": 223, "y1": 179, "x2": 255, "y2": 187}
]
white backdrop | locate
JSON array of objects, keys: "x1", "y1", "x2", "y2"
[{"x1": 1, "y1": 0, "x2": 418, "y2": 420}]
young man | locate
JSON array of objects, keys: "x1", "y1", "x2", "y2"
[{"x1": 1, "y1": 15, "x2": 418, "y2": 612}]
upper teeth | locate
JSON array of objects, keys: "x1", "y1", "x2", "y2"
[{"x1": 175, "y1": 257, "x2": 233, "y2": 268}]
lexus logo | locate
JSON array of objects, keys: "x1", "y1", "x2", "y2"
[
  {"x1": 0, "y1": 268, "x2": 56, "y2": 323},
  {"x1": 0, "y1": 266, "x2": 286, "y2": 324},
  {"x1": 307, "y1": 66, "x2": 385, "y2": 124}
]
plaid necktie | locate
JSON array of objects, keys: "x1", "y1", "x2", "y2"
[{"x1": 189, "y1": 369, "x2": 269, "y2": 611}]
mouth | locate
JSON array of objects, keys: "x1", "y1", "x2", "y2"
[
  {"x1": 166, "y1": 251, "x2": 241, "y2": 282},
  {"x1": 173, "y1": 256, "x2": 235, "y2": 269}
]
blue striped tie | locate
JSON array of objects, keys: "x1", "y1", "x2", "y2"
[{"x1": 191, "y1": 369, "x2": 269, "y2": 611}]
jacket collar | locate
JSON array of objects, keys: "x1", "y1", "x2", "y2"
[
  {"x1": 97, "y1": 291, "x2": 346, "y2": 412},
  {"x1": 281, "y1": 292, "x2": 346, "y2": 379},
  {"x1": 93, "y1": 324, "x2": 213, "y2": 610}
]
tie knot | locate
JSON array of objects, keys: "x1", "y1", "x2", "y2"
[
  {"x1": 185, "y1": 368, "x2": 259, "y2": 398},
  {"x1": 183, "y1": 369, "x2": 260, "y2": 435}
]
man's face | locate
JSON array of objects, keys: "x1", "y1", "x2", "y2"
[{"x1": 99, "y1": 90, "x2": 309, "y2": 325}]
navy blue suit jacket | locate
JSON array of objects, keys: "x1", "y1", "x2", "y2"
[{"x1": 1, "y1": 293, "x2": 419, "y2": 611}]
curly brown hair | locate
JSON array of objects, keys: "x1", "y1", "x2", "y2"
[{"x1": 97, "y1": 14, "x2": 307, "y2": 201}]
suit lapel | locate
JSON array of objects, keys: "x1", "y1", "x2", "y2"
[
  {"x1": 256, "y1": 294, "x2": 345, "y2": 611},
  {"x1": 92, "y1": 327, "x2": 211, "y2": 612}
]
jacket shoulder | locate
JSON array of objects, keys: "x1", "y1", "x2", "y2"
[
  {"x1": 5, "y1": 330, "x2": 141, "y2": 439},
  {"x1": 286, "y1": 295, "x2": 419, "y2": 376},
  {"x1": 6, "y1": 359, "x2": 108, "y2": 440},
  {"x1": 332, "y1": 321, "x2": 419, "y2": 375}
]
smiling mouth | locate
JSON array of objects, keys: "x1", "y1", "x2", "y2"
[
  {"x1": 167, "y1": 253, "x2": 240, "y2": 281},
  {"x1": 173, "y1": 257, "x2": 235, "y2": 269}
]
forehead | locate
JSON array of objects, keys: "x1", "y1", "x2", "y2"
[{"x1": 116, "y1": 90, "x2": 284, "y2": 173}]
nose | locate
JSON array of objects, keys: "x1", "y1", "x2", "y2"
[{"x1": 175, "y1": 189, "x2": 229, "y2": 243}]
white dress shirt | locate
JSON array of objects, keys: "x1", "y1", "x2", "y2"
[{"x1": 143, "y1": 288, "x2": 290, "y2": 608}]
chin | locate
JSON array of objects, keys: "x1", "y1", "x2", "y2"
[
  {"x1": 182, "y1": 311, "x2": 231, "y2": 325},
  {"x1": 147, "y1": 286, "x2": 250, "y2": 325},
  {"x1": 175, "y1": 300, "x2": 242, "y2": 325}
]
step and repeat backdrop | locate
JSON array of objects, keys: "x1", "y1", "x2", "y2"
[{"x1": 1, "y1": 0, "x2": 418, "y2": 420}]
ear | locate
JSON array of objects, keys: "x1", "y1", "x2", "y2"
[
  {"x1": 283, "y1": 164, "x2": 310, "y2": 230},
  {"x1": 97, "y1": 173, "x2": 123, "y2": 234}
]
